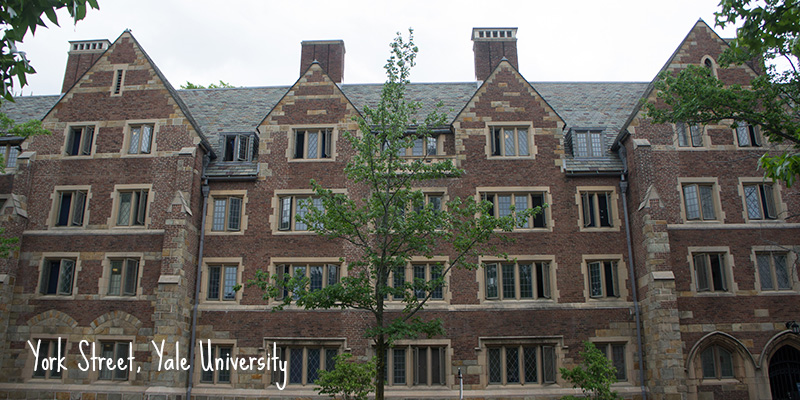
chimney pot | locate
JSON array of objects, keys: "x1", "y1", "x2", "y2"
[
  {"x1": 300, "y1": 40, "x2": 345, "y2": 83},
  {"x1": 61, "y1": 39, "x2": 111, "y2": 93},
  {"x1": 471, "y1": 27, "x2": 518, "y2": 81}
]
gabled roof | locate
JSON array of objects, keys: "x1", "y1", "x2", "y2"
[{"x1": 341, "y1": 82, "x2": 478, "y2": 124}]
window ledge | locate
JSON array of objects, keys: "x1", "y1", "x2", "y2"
[
  {"x1": 63, "y1": 155, "x2": 94, "y2": 159},
  {"x1": 288, "y1": 158, "x2": 336, "y2": 163},
  {"x1": 24, "y1": 229, "x2": 165, "y2": 236},
  {"x1": 578, "y1": 227, "x2": 620, "y2": 233},
  {"x1": 206, "y1": 230, "x2": 245, "y2": 236},
  {"x1": 699, "y1": 378, "x2": 741, "y2": 385},
  {"x1": 487, "y1": 156, "x2": 535, "y2": 160},
  {"x1": 272, "y1": 231, "x2": 316, "y2": 235},
  {"x1": 668, "y1": 223, "x2": 800, "y2": 230}
]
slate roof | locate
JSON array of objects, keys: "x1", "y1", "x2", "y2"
[{"x1": 0, "y1": 81, "x2": 648, "y2": 176}]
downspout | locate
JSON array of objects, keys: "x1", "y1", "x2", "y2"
[
  {"x1": 618, "y1": 144, "x2": 647, "y2": 400},
  {"x1": 187, "y1": 153, "x2": 211, "y2": 399}
]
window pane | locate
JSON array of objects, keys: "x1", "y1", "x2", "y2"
[
  {"x1": 431, "y1": 347, "x2": 443, "y2": 385},
  {"x1": 295, "y1": 199, "x2": 308, "y2": 231},
  {"x1": 523, "y1": 347, "x2": 537, "y2": 383},
  {"x1": 227, "y1": 197, "x2": 242, "y2": 231},
  {"x1": 128, "y1": 127, "x2": 141, "y2": 154},
  {"x1": 412, "y1": 138, "x2": 424, "y2": 156},
  {"x1": 294, "y1": 132, "x2": 305, "y2": 159},
  {"x1": 430, "y1": 264, "x2": 443, "y2": 300},
  {"x1": 33, "y1": 340, "x2": 49, "y2": 378},
  {"x1": 414, "y1": 265, "x2": 425, "y2": 299},
  {"x1": 744, "y1": 185, "x2": 762, "y2": 219},
  {"x1": 393, "y1": 266, "x2": 405, "y2": 300},
  {"x1": 719, "y1": 348, "x2": 734, "y2": 378},
  {"x1": 506, "y1": 347, "x2": 519, "y2": 383},
  {"x1": 212, "y1": 199, "x2": 227, "y2": 231},
  {"x1": 488, "y1": 348, "x2": 502, "y2": 383},
  {"x1": 517, "y1": 129, "x2": 529, "y2": 156},
  {"x1": 757, "y1": 254, "x2": 774, "y2": 290},
  {"x1": 542, "y1": 346, "x2": 556, "y2": 383},
  {"x1": 604, "y1": 261, "x2": 617, "y2": 297},
  {"x1": 207, "y1": 266, "x2": 221, "y2": 300},
  {"x1": 218, "y1": 347, "x2": 231, "y2": 383},
  {"x1": 124, "y1": 259, "x2": 138, "y2": 295},
  {"x1": 114, "y1": 342, "x2": 129, "y2": 380},
  {"x1": 709, "y1": 254, "x2": 726, "y2": 291},
  {"x1": 426, "y1": 136, "x2": 438, "y2": 156},
  {"x1": 676, "y1": 123, "x2": 688, "y2": 147},
  {"x1": 690, "y1": 125, "x2": 703, "y2": 147},
  {"x1": 531, "y1": 193, "x2": 545, "y2": 227},
  {"x1": 117, "y1": 192, "x2": 132, "y2": 225},
  {"x1": 393, "y1": 348, "x2": 406, "y2": 384},
  {"x1": 590, "y1": 132, "x2": 602, "y2": 156},
  {"x1": 504, "y1": 128, "x2": 515, "y2": 155},
  {"x1": 515, "y1": 195, "x2": 529, "y2": 228},
  {"x1": 589, "y1": 262, "x2": 602, "y2": 297},
  {"x1": 575, "y1": 132, "x2": 588, "y2": 157},
  {"x1": 307, "y1": 348, "x2": 321, "y2": 383},
  {"x1": 762, "y1": 185, "x2": 776, "y2": 219},
  {"x1": 99, "y1": 342, "x2": 114, "y2": 380},
  {"x1": 57, "y1": 193, "x2": 72, "y2": 226},
  {"x1": 736, "y1": 124, "x2": 750, "y2": 146},
  {"x1": 58, "y1": 260, "x2": 74, "y2": 295},
  {"x1": 694, "y1": 254, "x2": 709, "y2": 292},
  {"x1": 328, "y1": 264, "x2": 338, "y2": 287},
  {"x1": 598, "y1": 193, "x2": 612, "y2": 227},
  {"x1": 223, "y1": 266, "x2": 237, "y2": 300},
  {"x1": 519, "y1": 264, "x2": 533, "y2": 298},
  {"x1": 774, "y1": 253, "x2": 791, "y2": 290},
  {"x1": 416, "y1": 347, "x2": 427, "y2": 385},
  {"x1": 109, "y1": 260, "x2": 123, "y2": 295},
  {"x1": 486, "y1": 264, "x2": 498, "y2": 299},
  {"x1": 498, "y1": 195, "x2": 512, "y2": 218},
  {"x1": 325, "y1": 349, "x2": 337, "y2": 372},
  {"x1": 6, "y1": 146, "x2": 18, "y2": 168},
  {"x1": 701, "y1": 348, "x2": 716, "y2": 378},
  {"x1": 683, "y1": 185, "x2": 700, "y2": 220},
  {"x1": 310, "y1": 266, "x2": 323, "y2": 291},
  {"x1": 72, "y1": 191, "x2": 86, "y2": 226},
  {"x1": 612, "y1": 344, "x2": 626, "y2": 381},
  {"x1": 140, "y1": 125, "x2": 152, "y2": 154},
  {"x1": 289, "y1": 348, "x2": 303, "y2": 384},
  {"x1": 280, "y1": 197, "x2": 291, "y2": 230},
  {"x1": 307, "y1": 132, "x2": 318, "y2": 159},
  {"x1": 699, "y1": 185, "x2": 715, "y2": 220},
  {"x1": 538, "y1": 262, "x2": 551, "y2": 299},
  {"x1": 582, "y1": 193, "x2": 596, "y2": 227},
  {"x1": 502, "y1": 264, "x2": 515, "y2": 299}
]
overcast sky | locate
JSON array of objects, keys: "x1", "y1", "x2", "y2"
[{"x1": 16, "y1": 0, "x2": 737, "y2": 96}]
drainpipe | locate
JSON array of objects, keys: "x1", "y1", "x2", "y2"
[
  {"x1": 187, "y1": 154, "x2": 211, "y2": 400},
  {"x1": 618, "y1": 145, "x2": 647, "y2": 400}
]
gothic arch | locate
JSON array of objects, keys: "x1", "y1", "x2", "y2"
[
  {"x1": 25, "y1": 309, "x2": 78, "y2": 328},
  {"x1": 685, "y1": 331, "x2": 757, "y2": 372}
]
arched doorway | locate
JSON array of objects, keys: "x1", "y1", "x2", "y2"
[{"x1": 770, "y1": 345, "x2": 800, "y2": 400}]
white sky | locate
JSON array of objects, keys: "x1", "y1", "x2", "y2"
[{"x1": 16, "y1": 0, "x2": 738, "y2": 96}]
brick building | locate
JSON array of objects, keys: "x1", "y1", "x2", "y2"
[{"x1": 0, "y1": 20, "x2": 798, "y2": 400}]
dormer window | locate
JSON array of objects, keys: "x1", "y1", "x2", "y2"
[
  {"x1": 222, "y1": 133, "x2": 257, "y2": 162},
  {"x1": 573, "y1": 130, "x2": 604, "y2": 157}
]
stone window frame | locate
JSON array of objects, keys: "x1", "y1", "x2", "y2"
[
  {"x1": 475, "y1": 186, "x2": 553, "y2": 232},
  {"x1": 120, "y1": 120, "x2": 158, "y2": 157},
  {"x1": 575, "y1": 186, "x2": 621, "y2": 232},
  {"x1": 572, "y1": 129, "x2": 606, "y2": 158},
  {"x1": 750, "y1": 245, "x2": 800, "y2": 294},
  {"x1": 587, "y1": 337, "x2": 633, "y2": 383},
  {"x1": 477, "y1": 336, "x2": 562, "y2": 388},
  {"x1": 194, "y1": 339, "x2": 238, "y2": 387},
  {"x1": 394, "y1": 134, "x2": 444, "y2": 158},
  {"x1": 677, "y1": 177, "x2": 725, "y2": 224},
  {"x1": 48, "y1": 185, "x2": 91, "y2": 229},
  {"x1": 701, "y1": 55, "x2": 719, "y2": 78},
  {"x1": 270, "y1": 189, "x2": 346, "y2": 234},
  {"x1": 1, "y1": 143, "x2": 20, "y2": 172},
  {"x1": 477, "y1": 255, "x2": 559, "y2": 305},
  {"x1": 205, "y1": 190, "x2": 249, "y2": 235},
  {"x1": 85, "y1": 335, "x2": 138, "y2": 384},
  {"x1": 108, "y1": 184, "x2": 154, "y2": 229},
  {"x1": 287, "y1": 125, "x2": 338, "y2": 163},
  {"x1": 580, "y1": 254, "x2": 629, "y2": 302},
  {"x1": 485, "y1": 122, "x2": 537, "y2": 159},
  {"x1": 686, "y1": 247, "x2": 738, "y2": 295},
  {"x1": 737, "y1": 177, "x2": 786, "y2": 223},
  {"x1": 385, "y1": 256, "x2": 452, "y2": 305},
  {"x1": 98, "y1": 253, "x2": 145, "y2": 299},
  {"x1": 374, "y1": 338, "x2": 451, "y2": 387},
  {"x1": 35, "y1": 252, "x2": 81, "y2": 299},
  {"x1": 220, "y1": 132, "x2": 258, "y2": 162},
  {"x1": 199, "y1": 257, "x2": 244, "y2": 307},
  {"x1": 674, "y1": 122, "x2": 708, "y2": 149},
  {"x1": 733, "y1": 121, "x2": 763, "y2": 149},
  {"x1": 264, "y1": 337, "x2": 347, "y2": 388},
  {"x1": 23, "y1": 335, "x2": 68, "y2": 382},
  {"x1": 270, "y1": 257, "x2": 347, "y2": 304},
  {"x1": 61, "y1": 123, "x2": 98, "y2": 158}
]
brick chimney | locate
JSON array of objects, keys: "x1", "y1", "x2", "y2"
[
  {"x1": 472, "y1": 28, "x2": 518, "y2": 81},
  {"x1": 61, "y1": 39, "x2": 111, "y2": 93},
  {"x1": 300, "y1": 40, "x2": 345, "y2": 83}
]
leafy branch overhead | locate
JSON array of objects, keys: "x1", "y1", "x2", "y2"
[
  {"x1": 248, "y1": 29, "x2": 542, "y2": 400},
  {"x1": 645, "y1": 0, "x2": 800, "y2": 187},
  {"x1": 0, "y1": 0, "x2": 99, "y2": 101}
]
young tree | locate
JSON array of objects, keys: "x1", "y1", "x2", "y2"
[
  {"x1": 645, "y1": 0, "x2": 800, "y2": 187},
  {"x1": 560, "y1": 341, "x2": 621, "y2": 400},
  {"x1": 315, "y1": 353, "x2": 376, "y2": 400},
  {"x1": 249, "y1": 30, "x2": 539, "y2": 400}
]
